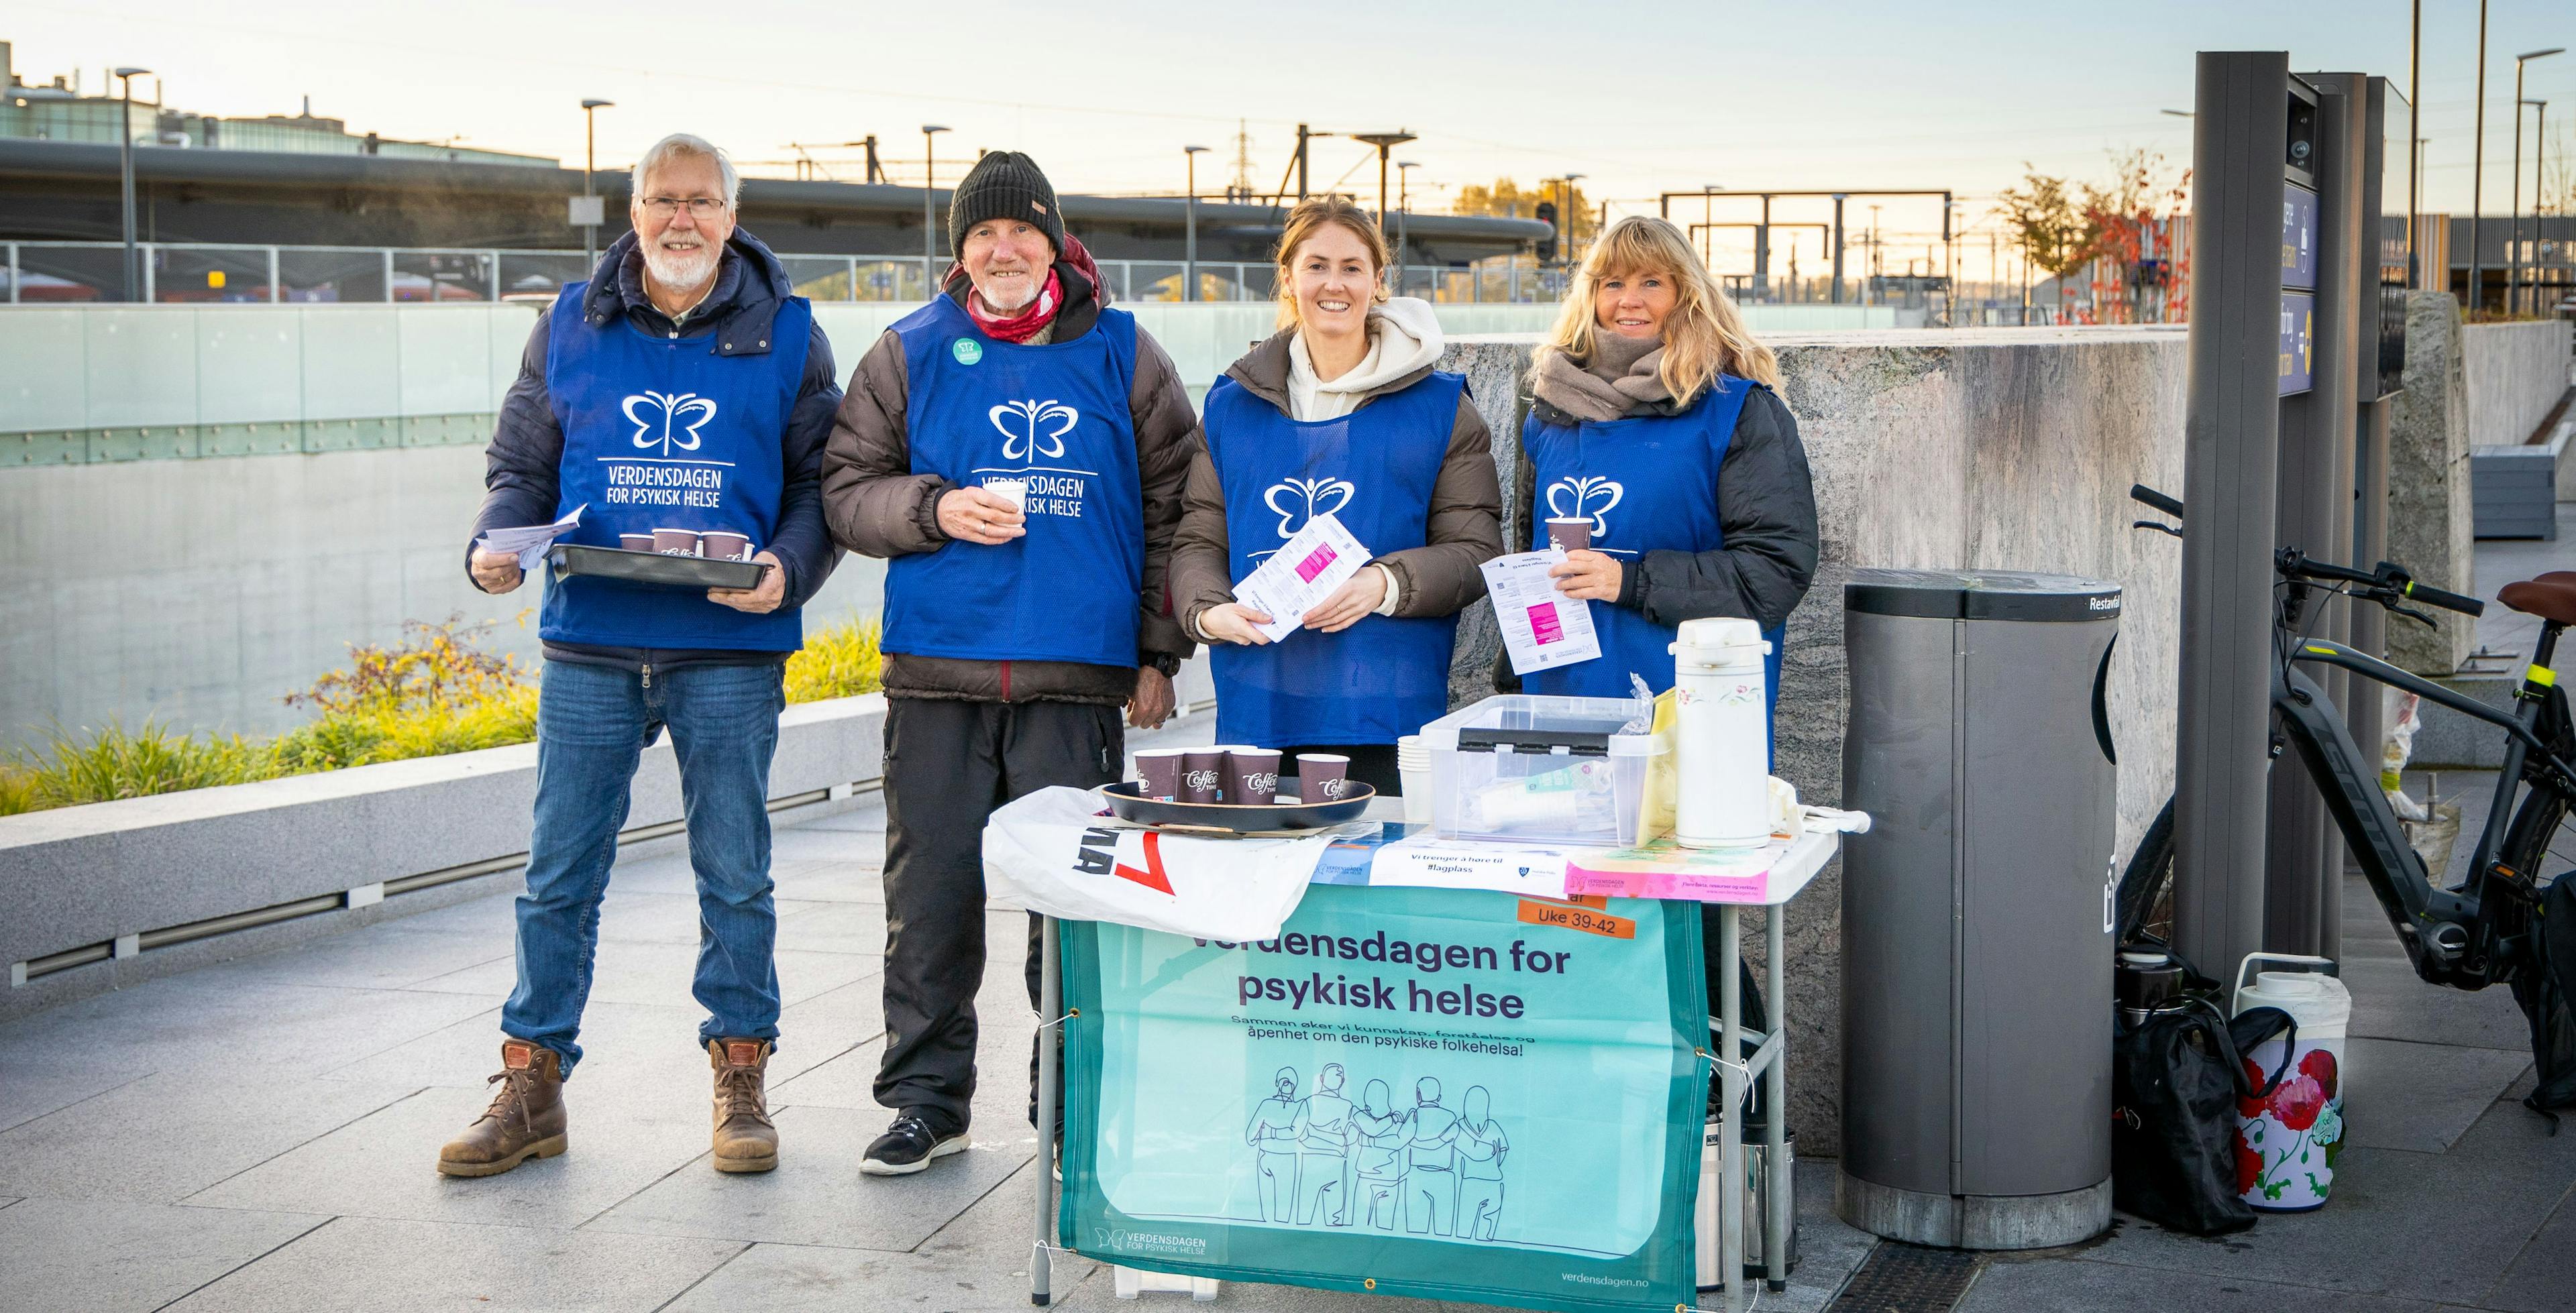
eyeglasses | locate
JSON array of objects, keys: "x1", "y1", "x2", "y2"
[{"x1": 640, "y1": 196, "x2": 729, "y2": 219}]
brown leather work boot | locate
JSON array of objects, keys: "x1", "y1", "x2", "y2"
[
  {"x1": 435, "y1": 1039, "x2": 568, "y2": 1177},
  {"x1": 709, "y1": 1038, "x2": 779, "y2": 1173}
]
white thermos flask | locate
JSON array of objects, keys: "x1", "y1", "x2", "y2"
[{"x1": 1671, "y1": 618, "x2": 1773, "y2": 850}]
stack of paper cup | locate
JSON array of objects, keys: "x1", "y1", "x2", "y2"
[{"x1": 1395, "y1": 735, "x2": 1434, "y2": 825}]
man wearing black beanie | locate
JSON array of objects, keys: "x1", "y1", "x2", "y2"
[{"x1": 821, "y1": 151, "x2": 1199, "y2": 1176}]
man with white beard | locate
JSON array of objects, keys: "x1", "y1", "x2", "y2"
[{"x1": 443, "y1": 133, "x2": 843, "y2": 1179}]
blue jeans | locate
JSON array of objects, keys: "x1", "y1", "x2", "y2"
[{"x1": 502, "y1": 659, "x2": 786, "y2": 1076}]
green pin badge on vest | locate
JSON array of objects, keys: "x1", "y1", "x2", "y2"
[{"x1": 953, "y1": 338, "x2": 983, "y2": 365}]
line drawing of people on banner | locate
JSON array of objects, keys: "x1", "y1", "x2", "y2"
[
  {"x1": 1238, "y1": 1062, "x2": 1514, "y2": 1240},
  {"x1": 1350, "y1": 1078, "x2": 1408, "y2": 1231},
  {"x1": 1455, "y1": 1085, "x2": 1510, "y2": 1240},
  {"x1": 1403, "y1": 1076, "x2": 1462, "y2": 1236},
  {"x1": 1292, "y1": 1064, "x2": 1356, "y2": 1225},
  {"x1": 1245, "y1": 1066, "x2": 1303, "y2": 1222}
]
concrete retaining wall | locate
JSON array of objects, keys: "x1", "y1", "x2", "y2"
[
  {"x1": 0, "y1": 445, "x2": 890, "y2": 746},
  {"x1": 1442, "y1": 327, "x2": 2189, "y2": 1155},
  {"x1": 0, "y1": 692, "x2": 890, "y2": 1022},
  {"x1": 2461, "y1": 319, "x2": 2573, "y2": 446}
]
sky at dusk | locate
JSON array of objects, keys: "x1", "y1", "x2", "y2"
[{"x1": 10, "y1": 0, "x2": 2573, "y2": 278}]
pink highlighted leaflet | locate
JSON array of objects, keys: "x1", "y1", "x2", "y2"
[
  {"x1": 1526, "y1": 601, "x2": 1564, "y2": 645},
  {"x1": 1294, "y1": 543, "x2": 1338, "y2": 583}
]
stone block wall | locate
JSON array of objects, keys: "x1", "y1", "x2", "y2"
[
  {"x1": 2388, "y1": 293, "x2": 2477, "y2": 674},
  {"x1": 1440, "y1": 328, "x2": 2189, "y2": 1155}
]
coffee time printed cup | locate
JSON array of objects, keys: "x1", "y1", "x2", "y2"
[
  {"x1": 1180, "y1": 750, "x2": 1226, "y2": 803},
  {"x1": 1226, "y1": 748, "x2": 1283, "y2": 805},
  {"x1": 1133, "y1": 748, "x2": 1186, "y2": 801},
  {"x1": 619, "y1": 533, "x2": 656, "y2": 552},
  {"x1": 651, "y1": 528, "x2": 702, "y2": 557},
  {"x1": 1296, "y1": 753, "x2": 1352, "y2": 802},
  {"x1": 1545, "y1": 518, "x2": 1593, "y2": 551},
  {"x1": 700, "y1": 532, "x2": 753, "y2": 562}
]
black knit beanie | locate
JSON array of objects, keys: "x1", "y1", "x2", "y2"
[{"x1": 947, "y1": 151, "x2": 1065, "y2": 259}]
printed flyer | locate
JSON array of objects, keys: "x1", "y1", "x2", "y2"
[{"x1": 1057, "y1": 884, "x2": 1705, "y2": 1312}]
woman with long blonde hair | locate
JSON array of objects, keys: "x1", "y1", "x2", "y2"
[
  {"x1": 1169, "y1": 196, "x2": 1503, "y2": 793},
  {"x1": 1515, "y1": 215, "x2": 1817, "y2": 719}
]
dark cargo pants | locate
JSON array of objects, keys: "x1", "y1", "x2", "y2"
[{"x1": 875, "y1": 695, "x2": 1122, "y2": 1133}]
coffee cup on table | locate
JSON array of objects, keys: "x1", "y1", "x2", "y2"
[
  {"x1": 1133, "y1": 748, "x2": 1186, "y2": 802},
  {"x1": 1296, "y1": 753, "x2": 1351, "y2": 803},
  {"x1": 619, "y1": 533, "x2": 655, "y2": 553},
  {"x1": 984, "y1": 477, "x2": 1028, "y2": 513},
  {"x1": 1545, "y1": 518, "x2": 1593, "y2": 551},
  {"x1": 1226, "y1": 748, "x2": 1283, "y2": 805},
  {"x1": 652, "y1": 528, "x2": 702, "y2": 557},
  {"x1": 1180, "y1": 750, "x2": 1226, "y2": 803}
]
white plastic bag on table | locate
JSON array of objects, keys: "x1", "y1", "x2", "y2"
[{"x1": 981, "y1": 787, "x2": 1337, "y2": 941}]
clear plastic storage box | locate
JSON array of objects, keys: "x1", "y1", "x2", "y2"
[{"x1": 1417, "y1": 693, "x2": 1663, "y2": 846}]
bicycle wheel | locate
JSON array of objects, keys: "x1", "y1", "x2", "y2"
[{"x1": 2114, "y1": 797, "x2": 2178, "y2": 946}]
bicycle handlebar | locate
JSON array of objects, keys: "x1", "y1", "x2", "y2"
[
  {"x1": 2393, "y1": 576, "x2": 2487, "y2": 617},
  {"x1": 2129, "y1": 483, "x2": 2184, "y2": 518}
]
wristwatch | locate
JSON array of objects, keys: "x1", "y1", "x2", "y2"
[{"x1": 1148, "y1": 652, "x2": 1183, "y2": 678}]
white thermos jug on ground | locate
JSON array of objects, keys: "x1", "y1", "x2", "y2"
[{"x1": 1672, "y1": 618, "x2": 1774, "y2": 849}]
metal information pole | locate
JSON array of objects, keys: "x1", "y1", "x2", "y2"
[
  {"x1": 2178, "y1": 54, "x2": 2396, "y2": 975},
  {"x1": 2175, "y1": 54, "x2": 2303, "y2": 981}
]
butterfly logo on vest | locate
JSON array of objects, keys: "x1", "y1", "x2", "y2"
[
  {"x1": 990, "y1": 399, "x2": 1080, "y2": 462},
  {"x1": 1263, "y1": 477, "x2": 1356, "y2": 539},
  {"x1": 1544, "y1": 475, "x2": 1624, "y2": 538},
  {"x1": 623, "y1": 391, "x2": 718, "y2": 457}
]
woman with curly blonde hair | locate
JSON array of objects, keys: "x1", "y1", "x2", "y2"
[{"x1": 1515, "y1": 215, "x2": 1817, "y2": 724}]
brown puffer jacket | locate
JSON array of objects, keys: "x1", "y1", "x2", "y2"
[
  {"x1": 819, "y1": 270, "x2": 1198, "y2": 704},
  {"x1": 1169, "y1": 329, "x2": 1503, "y2": 637}
]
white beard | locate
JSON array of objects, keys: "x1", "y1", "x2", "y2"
[
  {"x1": 642, "y1": 238, "x2": 718, "y2": 292},
  {"x1": 974, "y1": 272, "x2": 1040, "y2": 312}
]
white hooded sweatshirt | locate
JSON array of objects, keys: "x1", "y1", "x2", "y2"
[{"x1": 1285, "y1": 296, "x2": 1446, "y2": 422}]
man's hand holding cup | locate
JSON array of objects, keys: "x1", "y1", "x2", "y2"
[{"x1": 937, "y1": 486, "x2": 1027, "y2": 545}]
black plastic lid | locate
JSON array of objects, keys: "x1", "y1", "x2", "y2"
[{"x1": 1845, "y1": 568, "x2": 2122, "y2": 622}]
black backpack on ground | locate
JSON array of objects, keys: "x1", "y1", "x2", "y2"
[
  {"x1": 2510, "y1": 874, "x2": 2576, "y2": 1131},
  {"x1": 2111, "y1": 997, "x2": 2297, "y2": 1235}
]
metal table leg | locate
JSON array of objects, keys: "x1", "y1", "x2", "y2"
[
  {"x1": 1764, "y1": 904, "x2": 1788, "y2": 1293},
  {"x1": 1033, "y1": 914, "x2": 1060, "y2": 1307},
  {"x1": 1718, "y1": 904, "x2": 1744, "y2": 1313}
]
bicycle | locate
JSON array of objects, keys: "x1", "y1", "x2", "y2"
[{"x1": 2114, "y1": 483, "x2": 2576, "y2": 995}]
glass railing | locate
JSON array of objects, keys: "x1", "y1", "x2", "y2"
[{"x1": 0, "y1": 240, "x2": 1562, "y2": 306}]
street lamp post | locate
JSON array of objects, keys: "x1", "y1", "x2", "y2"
[
  {"x1": 1352, "y1": 131, "x2": 1417, "y2": 243},
  {"x1": 2513, "y1": 49, "x2": 2564, "y2": 315},
  {"x1": 113, "y1": 66, "x2": 150, "y2": 302},
  {"x1": 1183, "y1": 144, "x2": 1208, "y2": 302},
  {"x1": 580, "y1": 99, "x2": 613, "y2": 274},
  {"x1": 2471, "y1": 3, "x2": 2491, "y2": 310},
  {"x1": 1395, "y1": 160, "x2": 1419, "y2": 295},
  {"x1": 1560, "y1": 173, "x2": 1585, "y2": 270},
  {"x1": 921, "y1": 125, "x2": 950, "y2": 296}
]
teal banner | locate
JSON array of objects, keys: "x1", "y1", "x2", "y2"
[{"x1": 1059, "y1": 884, "x2": 1707, "y2": 1312}]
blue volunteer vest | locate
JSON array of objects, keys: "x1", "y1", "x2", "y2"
[
  {"x1": 1203, "y1": 372, "x2": 1463, "y2": 746},
  {"x1": 880, "y1": 296, "x2": 1144, "y2": 668},
  {"x1": 539, "y1": 281, "x2": 809, "y2": 650},
  {"x1": 1520, "y1": 377, "x2": 1785, "y2": 721}
]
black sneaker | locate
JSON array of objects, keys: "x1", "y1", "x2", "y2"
[{"x1": 862, "y1": 1110, "x2": 967, "y2": 1176}]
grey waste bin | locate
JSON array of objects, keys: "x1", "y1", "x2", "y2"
[{"x1": 1835, "y1": 568, "x2": 2121, "y2": 1250}]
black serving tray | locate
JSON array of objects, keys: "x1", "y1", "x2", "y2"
[
  {"x1": 549, "y1": 543, "x2": 769, "y2": 591},
  {"x1": 1100, "y1": 779, "x2": 1377, "y2": 834}
]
